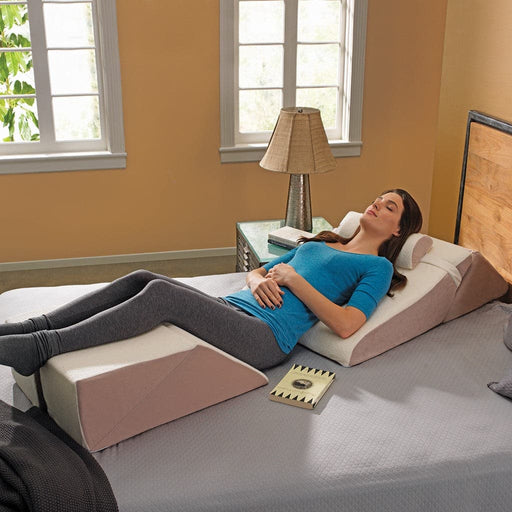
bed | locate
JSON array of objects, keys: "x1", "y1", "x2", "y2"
[{"x1": 1, "y1": 110, "x2": 512, "y2": 511}]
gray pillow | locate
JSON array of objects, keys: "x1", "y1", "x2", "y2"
[
  {"x1": 488, "y1": 371, "x2": 512, "y2": 400},
  {"x1": 488, "y1": 315, "x2": 512, "y2": 400},
  {"x1": 505, "y1": 313, "x2": 512, "y2": 351}
]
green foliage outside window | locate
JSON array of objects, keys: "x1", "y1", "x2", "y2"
[{"x1": 0, "y1": 4, "x2": 39, "y2": 142}]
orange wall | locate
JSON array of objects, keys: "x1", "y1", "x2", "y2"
[
  {"x1": 430, "y1": 0, "x2": 512, "y2": 241},
  {"x1": 0, "y1": 0, "x2": 447, "y2": 263}
]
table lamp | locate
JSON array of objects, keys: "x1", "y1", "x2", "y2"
[{"x1": 259, "y1": 107, "x2": 336, "y2": 231}]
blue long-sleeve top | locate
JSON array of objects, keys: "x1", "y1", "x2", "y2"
[{"x1": 224, "y1": 241, "x2": 393, "y2": 354}]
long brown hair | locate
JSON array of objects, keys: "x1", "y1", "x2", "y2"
[{"x1": 299, "y1": 189, "x2": 422, "y2": 295}]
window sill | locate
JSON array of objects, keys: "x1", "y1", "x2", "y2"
[
  {"x1": 0, "y1": 150, "x2": 127, "y2": 175},
  {"x1": 219, "y1": 140, "x2": 362, "y2": 163}
]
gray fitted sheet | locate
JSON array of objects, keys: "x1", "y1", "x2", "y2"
[{"x1": 1, "y1": 273, "x2": 512, "y2": 512}]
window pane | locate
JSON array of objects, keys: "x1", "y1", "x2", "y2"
[
  {"x1": 239, "y1": 45, "x2": 283, "y2": 88},
  {"x1": 239, "y1": 1, "x2": 283, "y2": 44},
  {"x1": 53, "y1": 96, "x2": 100, "y2": 140},
  {"x1": 239, "y1": 89, "x2": 281, "y2": 132},
  {"x1": 44, "y1": 3, "x2": 94, "y2": 47},
  {"x1": 297, "y1": 44, "x2": 339, "y2": 86},
  {"x1": 48, "y1": 49, "x2": 98, "y2": 94},
  {"x1": 298, "y1": 0, "x2": 341, "y2": 42},
  {"x1": 0, "y1": 51, "x2": 35, "y2": 94},
  {"x1": 0, "y1": 97, "x2": 39, "y2": 142},
  {"x1": 0, "y1": 4, "x2": 38, "y2": 144},
  {"x1": 296, "y1": 87, "x2": 337, "y2": 129},
  {"x1": 0, "y1": 3, "x2": 31, "y2": 46}
]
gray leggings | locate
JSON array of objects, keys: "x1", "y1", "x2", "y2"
[{"x1": 42, "y1": 270, "x2": 287, "y2": 370}]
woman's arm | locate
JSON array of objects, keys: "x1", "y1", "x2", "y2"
[
  {"x1": 246, "y1": 267, "x2": 285, "y2": 309},
  {"x1": 266, "y1": 264, "x2": 366, "y2": 338},
  {"x1": 246, "y1": 246, "x2": 299, "y2": 309}
]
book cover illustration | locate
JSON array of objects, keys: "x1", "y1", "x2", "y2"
[{"x1": 269, "y1": 364, "x2": 336, "y2": 409}]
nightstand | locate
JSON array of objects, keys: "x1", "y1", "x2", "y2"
[{"x1": 236, "y1": 217, "x2": 333, "y2": 272}]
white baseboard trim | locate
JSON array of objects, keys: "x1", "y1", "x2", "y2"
[{"x1": 0, "y1": 247, "x2": 236, "y2": 272}]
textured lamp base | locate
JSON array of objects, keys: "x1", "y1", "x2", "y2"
[{"x1": 285, "y1": 174, "x2": 312, "y2": 232}]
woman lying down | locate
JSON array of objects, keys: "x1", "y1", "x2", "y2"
[{"x1": 0, "y1": 189, "x2": 422, "y2": 375}]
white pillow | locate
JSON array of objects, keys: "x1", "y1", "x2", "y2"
[
  {"x1": 332, "y1": 211, "x2": 433, "y2": 270},
  {"x1": 332, "y1": 211, "x2": 362, "y2": 238}
]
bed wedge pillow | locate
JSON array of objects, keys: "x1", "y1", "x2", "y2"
[
  {"x1": 333, "y1": 211, "x2": 433, "y2": 269},
  {"x1": 299, "y1": 237, "x2": 508, "y2": 366},
  {"x1": 13, "y1": 324, "x2": 268, "y2": 452},
  {"x1": 443, "y1": 251, "x2": 509, "y2": 322},
  {"x1": 0, "y1": 274, "x2": 269, "y2": 451}
]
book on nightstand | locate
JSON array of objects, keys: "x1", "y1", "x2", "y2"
[
  {"x1": 267, "y1": 226, "x2": 315, "y2": 249},
  {"x1": 269, "y1": 364, "x2": 336, "y2": 409}
]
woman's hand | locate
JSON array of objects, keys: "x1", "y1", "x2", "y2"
[
  {"x1": 265, "y1": 263, "x2": 298, "y2": 287},
  {"x1": 246, "y1": 268, "x2": 284, "y2": 309},
  {"x1": 270, "y1": 266, "x2": 367, "y2": 339}
]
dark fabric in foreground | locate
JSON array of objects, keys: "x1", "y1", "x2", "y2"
[{"x1": 0, "y1": 400, "x2": 117, "y2": 512}]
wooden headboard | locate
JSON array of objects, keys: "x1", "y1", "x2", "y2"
[{"x1": 454, "y1": 110, "x2": 512, "y2": 284}]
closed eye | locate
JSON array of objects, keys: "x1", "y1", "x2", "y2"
[{"x1": 385, "y1": 200, "x2": 399, "y2": 211}]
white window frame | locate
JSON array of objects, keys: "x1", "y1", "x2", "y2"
[
  {"x1": 219, "y1": 0, "x2": 367, "y2": 163},
  {"x1": 0, "y1": 0, "x2": 126, "y2": 175}
]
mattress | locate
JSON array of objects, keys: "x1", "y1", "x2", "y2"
[{"x1": 1, "y1": 272, "x2": 512, "y2": 511}]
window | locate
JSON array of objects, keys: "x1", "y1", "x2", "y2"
[
  {"x1": 220, "y1": 0, "x2": 367, "y2": 163},
  {"x1": 0, "y1": 0, "x2": 125, "y2": 174}
]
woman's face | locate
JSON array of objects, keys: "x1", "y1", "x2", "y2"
[{"x1": 362, "y1": 192, "x2": 404, "y2": 238}]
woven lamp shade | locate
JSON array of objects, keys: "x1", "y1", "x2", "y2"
[
  {"x1": 259, "y1": 107, "x2": 336, "y2": 231},
  {"x1": 260, "y1": 107, "x2": 336, "y2": 174}
]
